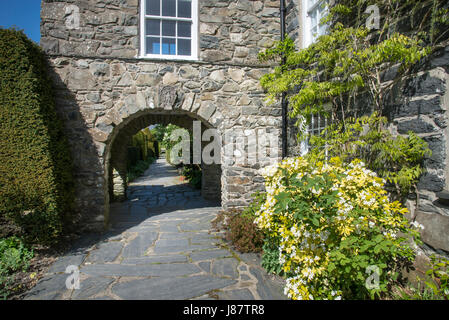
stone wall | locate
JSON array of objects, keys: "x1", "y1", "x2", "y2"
[
  {"x1": 285, "y1": 0, "x2": 300, "y2": 49},
  {"x1": 392, "y1": 50, "x2": 449, "y2": 260},
  {"x1": 41, "y1": 0, "x2": 281, "y2": 65},
  {"x1": 41, "y1": 0, "x2": 282, "y2": 230},
  {"x1": 47, "y1": 55, "x2": 283, "y2": 229}
]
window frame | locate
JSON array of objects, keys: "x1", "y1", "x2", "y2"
[
  {"x1": 301, "y1": 0, "x2": 328, "y2": 48},
  {"x1": 298, "y1": 1, "x2": 330, "y2": 155},
  {"x1": 139, "y1": 0, "x2": 198, "y2": 60},
  {"x1": 299, "y1": 113, "x2": 331, "y2": 156}
]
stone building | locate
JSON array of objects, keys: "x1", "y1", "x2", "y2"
[
  {"x1": 40, "y1": 0, "x2": 282, "y2": 230},
  {"x1": 41, "y1": 0, "x2": 449, "y2": 270}
]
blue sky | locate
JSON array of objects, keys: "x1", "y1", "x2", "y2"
[{"x1": 0, "y1": 0, "x2": 41, "y2": 43}]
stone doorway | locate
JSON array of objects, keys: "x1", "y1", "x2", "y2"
[{"x1": 104, "y1": 110, "x2": 222, "y2": 227}]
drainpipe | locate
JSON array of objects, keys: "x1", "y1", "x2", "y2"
[{"x1": 280, "y1": 0, "x2": 288, "y2": 159}]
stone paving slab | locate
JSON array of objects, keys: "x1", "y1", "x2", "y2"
[
  {"x1": 111, "y1": 276, "x2": 237, "y2": 300},
  {"x1": 25, "y1": 274, "x2": 68, "y2": 299},
  {"x1": 46, "y1": 254, "x2": 86, "y2": 274},
  {"x1": 121, "y1": 232, "x2": 158, "y2": 258},
  {"x1": 80, "y1": 263, "x2": 201, "y2": 277},
  {"x1": 123, "y1": 254, "x2": 188, "y2": 265},
  {"x1": 189, "y1": 249, "x2": 233, "y2": 262},
  {"x1": 217, "y1": 288, "x2": 255, "y2": 300},
  {"x1": 71, "y1": 276, "x2": 114, "y2": 300},
  {"x1": 85, "y1": 242, "x2": 123, "y2": 264},
  {"x1": 211, "y1": 258, "x2": 240, "y2": 278},
  {"x1": 24, "y1": 158, "x2": 288, "y2": 300}
]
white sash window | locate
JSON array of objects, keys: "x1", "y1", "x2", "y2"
[
  {"x1": 140, "y1": 0, "x2": 198, "y2": 60},
  {"x1": 301, "y1": 0, "x2": 328, "y2": 48}
]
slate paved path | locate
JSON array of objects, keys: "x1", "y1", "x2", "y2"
[{"x1": 24, "y1": 158, "x2": 287, "y2": 300}]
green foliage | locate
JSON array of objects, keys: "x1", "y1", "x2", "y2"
[
  {"x1": 181, "y1": 164, "x2": 202, "y2": 189},
  {"x1": 150, "y1": 124, "x2": 167, "y2": 142},
  {"x1": 256, "y1": 2, "x2": 447, "y2": 299},
  {"x1": 241, "y1": 191, "x2": 267, "y2": 219},
  {"x1": 161, "y1": 124, "x2": 184, "y2": 149},
  {"x1": 393, "y1": 255, "x2": 449, "y2": 300},
  {"x1": 260, "y1": 31, "x2": 429, "y2": 126},
  {"x1": 424, "y1": 254, "x2": 449, "y2": 299},
  {"x1": 161, "y1": 124, "x2": 190, "y2": 165},
  {"x1": 0, "y1": 28, "x2": 75, "y2": 244},
  {"x1": 393, "y1": 282, "x2": 443, "y2": 300},
  {"x1": 261, "y1": 236, "x2": 284, "y2": 276},
  {"x1": 128, "y1": 128, "x2": 158, "y2": 168},
  {"x1": 0, "y1": 237, "x2": 33, "y2": 274},
  {"x1": 259, "y1": 0, "x2": 449, "y2": 137},
  {"x1": 258, "y1": 0, "x2": 437, "y2": 219},
  {"x1": 326, "y1": 0, "x2": 449, "y2": 46},
  {"x1": 307, "y1": 113, "x2": 431, "y2": 196},
  {"x1": 0, "y1": 236, "x2": 34, "y2": 299},
  {"x1": 132, "y1": 131, "x2": 149, "y2": 161}
]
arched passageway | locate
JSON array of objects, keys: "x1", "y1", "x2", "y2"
[
  {"x1": 45, "y1": 56, "x2": 281, "y2": 231},
  {"x1": 104, "y1": 109, "x2": 222, "y2": 226}
]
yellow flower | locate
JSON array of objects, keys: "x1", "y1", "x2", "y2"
[{"x1": 254, "y1": 156, "x2": 413, "y2": 300}]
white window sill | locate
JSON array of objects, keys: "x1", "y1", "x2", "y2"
[{"x1": 137, "y1": 54, "x2": 199, "y2": 62}]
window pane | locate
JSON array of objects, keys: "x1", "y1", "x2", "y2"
[
  {"x1": 311, "y1": 26, "x2": 317, "y2": 39},
  {"x1": 318, "y1": 5, "x2": 325, "y2": 15},
  {"x1": 146, "y1": 37, "x2": 160, "y2": 54},
  {"x1": 177, "y1": 21, "x2": 191, "y2": 37},
  {"x1": 146, "y1": 19, "x2": 160, "y2": 36},
  {"x1": 308, "y1": 0, "x2": 318, "y2": 10},
  {"x1": 162, "y1": 0, "x2": 176, "y2": 17},
  {"x1": 319, "y1": 24, "x2": 327, "y2": 36},
  {"x1": 146, "y1": 0, "x2": 160, "y2": 15},
  {"x1": 162, "y1": 38, "x2": 176, "y2": 55},
  {"x1": 310, "y1": 11, "x2": 317, "y2": 28},
  {"x1": 162, "y1": 20, "x2": 176, "y2": 36},
  {"x1": 178, "y1": 39, "x2": 191, "y2": 55},
  {"x1": 178, "y1": 0, "x2": 191, "y2": 18}
]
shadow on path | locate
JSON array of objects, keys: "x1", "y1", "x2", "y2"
[{"x1": 24, "y1": 158, "x2": 287, "y2": 300}]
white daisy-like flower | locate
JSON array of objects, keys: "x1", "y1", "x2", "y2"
[{"x1": 411, "y1": 221, "x2": 425, "y2": 230}]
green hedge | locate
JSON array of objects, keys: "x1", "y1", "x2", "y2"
[
  {"x1": 0, "y1": 29, "x2": 74, "y2": 244},
  {"x1": 127, "y1": 128, "x2": 158, "y2": 170}
]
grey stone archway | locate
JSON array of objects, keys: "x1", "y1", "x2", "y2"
[
  {"x1": 106, "y1": 109, "x2": 221, "y2": 195},
  {"x1": 46, "y1": 56, "x2": 281, "y2": 232},
  {"x1": 102, "y1": 92, "x2": 223, "y2": 226}
]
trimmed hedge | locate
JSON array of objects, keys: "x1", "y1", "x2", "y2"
[
  {"x1": 127, "y1": 128, "x2": 158, "y2": 169},
  {"x1": 0, "y1": 29, "x2": 74, "y2": 244}
]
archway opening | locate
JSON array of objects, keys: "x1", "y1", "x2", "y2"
[{"x1": 104, "y1": 110, "x2": 222, "y2": 226}]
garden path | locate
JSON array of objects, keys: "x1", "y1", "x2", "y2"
[{"x1": 24, "y1": 158, "x2": 287, "y2": 300}]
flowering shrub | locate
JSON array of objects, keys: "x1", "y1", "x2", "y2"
[{"x1": 255, "y1": 157, "x2": 422, "y2": 300}]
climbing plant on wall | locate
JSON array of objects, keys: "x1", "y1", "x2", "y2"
[
  {"x1": 258, "y1": 0, "x2": 448, "y2": 195},
  {"x1": 259, "y1": 0, "x2": 448, "y2": 126}
]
